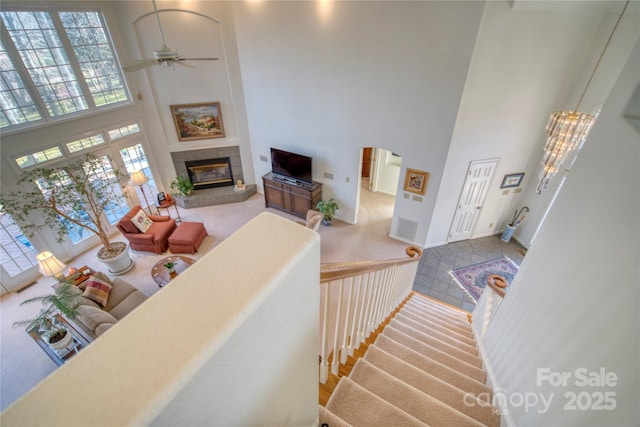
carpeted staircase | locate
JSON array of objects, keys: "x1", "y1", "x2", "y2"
[{"x1": 320, "y1": 293, "x2": 499, "y2": 427}]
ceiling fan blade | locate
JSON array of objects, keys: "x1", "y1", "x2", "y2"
[
  {"x1": 180, "y1": 57, "x2": 219, "y2": 61},
  {"x1": 123, "y1": 59, "x2": 157, "y2": 72},
  {"x1": 174, "y1": 60, "x2": 194, "y2": 68}
]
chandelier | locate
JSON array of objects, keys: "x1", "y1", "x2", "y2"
[{"x1": 536, "y1": 0, "x2": 629, "y2": 194}]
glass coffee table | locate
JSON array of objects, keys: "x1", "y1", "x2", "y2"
[{"x1": 151, "y1": 255, "x2": 196, "y2": 287}]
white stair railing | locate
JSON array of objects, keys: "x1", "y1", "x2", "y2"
[
  {"x1": 319, "y1": 247, "x2": 422, "y2": 384},
  {"x1": 473, "y1": 274, "x2": 508, "y2": 338}
]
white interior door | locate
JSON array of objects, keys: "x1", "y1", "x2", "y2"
[{"x1": 448, "y1": 159, "x2": 499, "y2": 242}]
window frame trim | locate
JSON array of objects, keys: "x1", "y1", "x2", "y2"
[{"x1": 0, "y1": 3, "x2": 132, "y2": 134}]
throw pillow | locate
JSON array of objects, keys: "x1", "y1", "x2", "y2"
[
  {"x1": 83, "y1": 276, "x2": 113, "y2": 307},
  {"x1": 131, "y1": 209, "x2": 153, "y2": 233}
]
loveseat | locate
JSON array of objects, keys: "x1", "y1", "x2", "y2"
[
  {"x1": 69, "y1": 272, "x2": 148, "y2": 340},
  {"x1": 116, "y1": 205, "x2": 177, "y2": 254}
]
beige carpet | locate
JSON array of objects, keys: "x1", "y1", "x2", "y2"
[
  {"x1": 322, "y1": 293, "x2": 499, "y2": 427},
  {"x1": 1, "y1": 186, "x2": 408, "y2": 410}
]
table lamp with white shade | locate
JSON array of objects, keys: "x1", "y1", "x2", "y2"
[{"x1": 36, "y1": 251, "x2": 66, "y2": 282}]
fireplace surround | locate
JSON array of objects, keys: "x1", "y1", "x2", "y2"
[
  {"x1": 170, "y1": 146, "x2": 256, "y2": 208},
  {"x1": 185, "y1": 157, "x2": 233, "y2": 190}
]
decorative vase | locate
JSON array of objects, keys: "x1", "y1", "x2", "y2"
[
  {"x1": 98, "y1": 242, "x2": 134, "y2": 275},
  {"x1": 48, "y1": 330, "x2": 73, "y2": 354}
]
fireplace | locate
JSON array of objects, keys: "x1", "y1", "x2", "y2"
[
  {"x1": 170, "y1": 146, "x2": 255, "y2": 208},
  {"x1": 185, "y1": 157, "x2": 233, "y2": 190}
]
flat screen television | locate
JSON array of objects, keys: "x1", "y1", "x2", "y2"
[{"x1": 270, "y1": 148, "x2": 313, "y2": 185}]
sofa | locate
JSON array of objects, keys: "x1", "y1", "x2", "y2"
[
  {"x1": 69, "y1": 272, "x2": 148, "y2": 340},
  {"x1": 116, "y1": 205, "x2": 177, "y2": 254}
]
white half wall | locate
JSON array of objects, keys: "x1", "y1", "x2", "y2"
[
  {"x1": 481, "y1": 39, "x2": 640, "y2": 426},
  {"x1": 1, "y1": 213, "x2": 320, "y2": 425}
]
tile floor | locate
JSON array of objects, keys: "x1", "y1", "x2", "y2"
[{"x1": 412, "y1": 235, "x2": 527, "y2": 312}]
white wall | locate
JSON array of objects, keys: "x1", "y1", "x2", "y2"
[
  {"x1": 426, "y1": 1, "x2": 639, "y2": 247},
  {"x1": 232, "y1": 0, "x2": 484, "y2": 242},
  {"x1": 1, "y1": 213, "x2": 320, "y2": 425},
  {"x1": 111, "y1": 0, "x2": 255, "y2": 190},
  {"x1": 481, "y1": 39, "x2": 639, "y2": 426}
]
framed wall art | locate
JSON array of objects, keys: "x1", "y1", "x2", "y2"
[
  {"x1": 403, "y1": 168, "x2": 429, "y2": 195},
  {"x1": 500, "y1": 172, "x2": 525, "y2": 188},
  {"x1": 170, "y1": 102, "x2": 225, "y2": 141}
]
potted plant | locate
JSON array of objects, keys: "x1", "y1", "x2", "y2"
[
  {"x1": 163, "y1": 261, "x2": 176, "y2": 274},
  {"x1": 13, "y1": 282, "x2": 81, "y2": 351},
  {"x1": 169, "y1": 175, "x2": 195, "y2": 197},
  {"x1": 316, "y1": 198, "x2": 339, "y2": 226},
  {"x1": 0, "y1": 154, "x2": 133, "y2": 275}
]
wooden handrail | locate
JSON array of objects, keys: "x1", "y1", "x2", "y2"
[
  {"x1": 486, "y1": 274, "x2": 507, "y2": 298},
  {"x1": 321, "y1": 246, "x2": 422, "y2": 282}
]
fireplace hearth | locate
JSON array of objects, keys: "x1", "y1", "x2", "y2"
[{"x1": 186, "y1": 157, "x2": 233, "y2": 190}]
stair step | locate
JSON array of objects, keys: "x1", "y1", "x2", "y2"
[
  {"x1": 399, "y1": 305, "x2": 476, "y2": 341},
  {"x1": 374, "y1": 333, "x2": 492, "y2": 397},
  {"x1": 409, "y1": 294, "x2": 470, "y2": 320},
  {"x1": 404, "y1": 299, "x2": 470, "y2": 328},
  {"x1": 389, "y1": 319, "x2": 483, "y2": 368},
  {"x1": 319, "y1": 405, "x2": 352, "y2": 427},
  {"x1": 350, "y1": 358, "x2": 486, "y2": 427},
  {"x1": 394, "y1": 313, "x2": 478, "y2": 353},
  {"x1": 364, "y1": 345, "x2": 499, "y2": 427},
  {"x1": 326, "y1": 377, "x2": 428, "y2": 427},
  {"x1": 382, "y1": 326, "x2": 486, "y2": 383}
]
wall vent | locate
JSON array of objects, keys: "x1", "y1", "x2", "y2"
[{"x1": 397, "y1": 217, "x2": 418, "y2": 241}]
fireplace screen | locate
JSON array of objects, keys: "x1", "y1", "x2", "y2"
[{"x1": 185, "y1": 157, "x2": 233, "y2": 190}]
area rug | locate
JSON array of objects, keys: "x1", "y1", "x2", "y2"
[{"x1": 448, "y1": 256, "x2": 519, "y2": 302}]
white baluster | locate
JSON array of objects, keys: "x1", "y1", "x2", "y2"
[
  {"x1": 319, "y1": 281, "x2": 331, "y2": 384},
  {"x1": 356, "y1": 272, "x2": 372, "y2": 347},
  {"x1": 347, "y1": 275, "x2": 362, "y2": 357},
  {"x1": 340, "y1": 277, "x2": 354, "y2": 364},
  {"x1": 331, "y1": 279, "x2": 344, "y2": 376}
]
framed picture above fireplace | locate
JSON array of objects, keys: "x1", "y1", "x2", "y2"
[{"x1": 170, "y1": 102, "x2": 225, "y2": 141}]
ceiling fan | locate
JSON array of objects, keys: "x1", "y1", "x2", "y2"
[{"x1": 123, "y1": 0, "x2": 218, "y2": 72}]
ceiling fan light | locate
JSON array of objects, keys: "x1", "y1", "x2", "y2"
[{"x1": 153, "y1": 46, "x2": 180, "y2": 60}]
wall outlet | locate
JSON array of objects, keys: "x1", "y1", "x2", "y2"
[
  {"x1": 260, "y1": 155, "x2": 268, "y2": 162},
  {"x1": 345, "y1": 177, "x2": 350, "y2": 183},
  {"x1": 489, "y1": 223, "x2": 494, "y2": 228},
  {"x1": 403, "y1": 193, "x2": 410, "y2": 199}
]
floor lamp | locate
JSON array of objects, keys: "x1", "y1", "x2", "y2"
[{"x1": 129, "y1": 170, "x2": 153, "y2": 215}]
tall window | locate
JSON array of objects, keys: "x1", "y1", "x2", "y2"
[
  {"x1": 0, "y1": 7, "x2": 129, "y2": 130},
  {"x1": 120, "y1": 144, "x2": 158, "y2": 209},
  {"x1": 0, "y1": 211, "x2": 38, "y2": 277},
  {"x1": 88, "y1": 156, "x2": 128, "y2": 225},
  {"x1": 33, "y1": 156, "x2": 128, "y2": 244}
]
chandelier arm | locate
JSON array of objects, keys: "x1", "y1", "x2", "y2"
[{"x1": 575, "y1": 0, "x2": 630, "y2": 111}]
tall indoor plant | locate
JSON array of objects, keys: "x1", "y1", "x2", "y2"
[{"x1": 0, "y1": 154, "x2": 133, "y2": 274}]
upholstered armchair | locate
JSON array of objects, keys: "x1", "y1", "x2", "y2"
[
  {"x1": 297, "y1": 210, "x2": 323, "y2": 232},
  {"x1": 116, "y1": 205, "x2": 177, "y2": 254}
]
